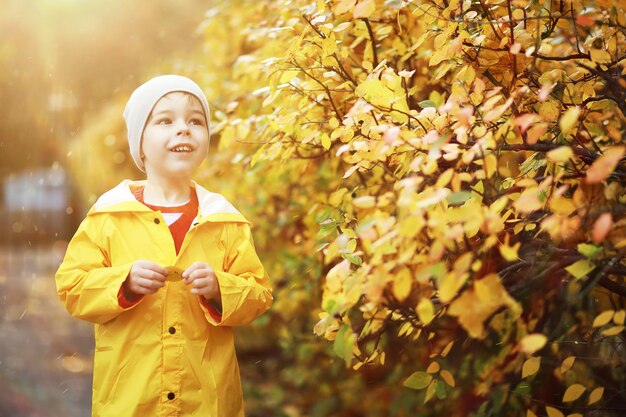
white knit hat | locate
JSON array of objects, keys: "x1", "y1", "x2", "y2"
[{"x1": 122, "y1": 74, "x2": 211, "y2": 172}]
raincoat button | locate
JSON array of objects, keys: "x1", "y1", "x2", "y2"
[
  {"x1": 154, "y1": 218, "x2": 160, "y2": 224},
  {"x1": 168, "y1": 326, "x2": 176, "y2": 334},
  {"x1": 167, "y1": 392, "x2": 175, "y2": 400}
]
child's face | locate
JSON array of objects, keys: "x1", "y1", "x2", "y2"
[{"x1": 141, "y1": 92, "x2": 209, "y2": 178}]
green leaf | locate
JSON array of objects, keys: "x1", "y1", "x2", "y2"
[
  {"x1": 519, "y1": 153, "x2": 547, "y2": 176},
  {"x1": 404, "y1": 371, "x2": 432, "y2": 390},
  {"x1": 446, "y1": 191, "x2": 472, "y2": 205},
  {"x1": 577, "y1": 243, "x2": 602, "y2": 259},
  {"x1": 418, "y1": 100, "x2": 436, "y2": 109},
  {"x1": 333, "y1": 324, "x2": 355, "y2": 366},
  {"x1": 342, "y1": 253, "x2": 363, "y2": 266},
  {"x1": 435, "y1": 380, "x2": 447, "y2": 399}
]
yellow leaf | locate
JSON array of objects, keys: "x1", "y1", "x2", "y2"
[
  {"x1": 457, "y1": 65, "x2": 476, "y2": 84},
  {"x1": 439, "y1": 271, "x2": 469, "y2": 303},
  {"x1": 392, "y1": 267, "x2": 412, "y2": 302},
  {"x1": 613, "y1": 310, "x2": 625, "y2": 325},
  {"x1": 279, "y1": 70, "x2": 300, "y2": 84},
  {"x1": 547, "y1": 146, "x2": 574, "y2": 163},
  {"x1": 507, "y1": 6, "x2": 524, "y2": 20},
  {"x1": 448, "y1": 274, "x2": 521, "y2": 338},
  {"x1": 538, "y1": 101, "x2": 560, "y2": 122},
  {"x1": 564, "y1": 259, "x2": 595, "y2": 280},
  {"x1": 355, "y1": 78, "x2": 395, "y2": 106},
  {"x1": 563, "y1": 384, "x2": 585, "y2": 402},
  {"x1": 499, "y1": 242, "x2": 521, "y2": 262},
  {"x1": 484, "y1": 153, "x2": 498, "y2": 178},
  {"x1": 585, "y1": 146, "x2": 626, "y2": 184},
  {"x1": 588, "y1": 387, "x2": 604, "y2": 405},
  {"x1": 592, "y1": 310, "x2": 614, "y2": 327},
  {"x1": 440, "y1": 370, "x2": 455, "y2": 387},
  {"x1": 424, "y1": 380, "x2": 436, "y2": 404},
  {"x1": 527, "y1": 410, "x2": 538, "y2": 417},
  {"x1": 353, "y1": 195, "x2": 376, "y2": 209},
  {"x1": 520, "y1": 334, "x2": 547, "y2": 354},
  {"x1": 426, "y1": 361, "x2": 440, "y2": 374},
  {"x1": 321, "y1": 133, "x2": 331, "y2": 150},
  {"x1": 601, "y1": 326, "x2": 624, "y2": 336},
  {"x1": 353, "y1": 0, "x2": 376, "y2": 19},
  {"x1": 559, "y1": 107, "x2": 580, "y2": 135},
  {"x1": 329, "y1": 188, "x2": 348, "y2": 206},
  {"x1": 545, "y1": 406, "x2": 564, "y2": 417},
  {"x1": 560, "y1": 356, "x2": 576, "y2": 374},
  {"x1": 522, "y1": 357, "x2": 541, "y2": 378},
  {"x1": 590, "y1": 48, "x2": 612, "y2": 64},
  {"x1": 417, "y1": 297, "x2": 435, "y2": 324},
  {"x1": 334, "y1": 0, "x2": 356, "y2": 15},
  {"x1": 322, "y1": 36, "x2": 337, "y2": 56},
  {"x1": 435, "y1": 168, "x2": 454, "y2": 188}
]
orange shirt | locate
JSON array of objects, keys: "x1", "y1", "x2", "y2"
[{"x1": 132, "y1": 185, "x2": 198, "y2": 254}]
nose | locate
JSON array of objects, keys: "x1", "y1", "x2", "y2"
[{"x1": 176, "y1": 120, "x2": 191, "y2": 136}]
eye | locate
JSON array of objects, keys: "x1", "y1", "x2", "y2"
[
  {"x1": 156, "y1": 118, "x2": 171, "y2": 125},
  {"x1": 190, "y1": 118, "x2": 204, "y2": 125}
]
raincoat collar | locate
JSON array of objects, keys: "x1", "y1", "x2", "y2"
[{"x1": 90, "y1": 179, "x2": 249, "y2": 224}]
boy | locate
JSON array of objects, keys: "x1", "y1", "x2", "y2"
[{"x1": 55, "y1": 74, "x2": 273, "y2": 417}]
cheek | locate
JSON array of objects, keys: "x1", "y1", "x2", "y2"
[{"x1": 195, "y1": 133, "x2": 210, "y2": 152}]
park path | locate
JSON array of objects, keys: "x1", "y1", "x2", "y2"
[{"x1": 0, "y1": 244, "x2": 93, "y2": 417}]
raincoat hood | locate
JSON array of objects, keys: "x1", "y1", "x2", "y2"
[{"x1": 90, "y1": 179, "x2": 249, "y2": 225}]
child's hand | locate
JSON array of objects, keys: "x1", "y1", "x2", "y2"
[
  {"x1": 123, "y1": 260, "x2": 168, "y2": 299},
  {"x1": 183, "y1": 262, "x2": 221, "y2": 301}
]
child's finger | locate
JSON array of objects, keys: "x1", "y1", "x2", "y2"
[
  {"x1": 184, "y1": 268, "x2": 214, "y2": 285},
  {"x1": 137, "y1": 266, "x2": 167, "y2": 281},
  {"x1": 143, "y1": 263, "x2": 168, "y2": 277},
  {"x1": 182, "y1": 262, "x2": 210, "y2": 279},
  {"x1": 137, "y1": 277, "x2": 165, "y2": 290}
]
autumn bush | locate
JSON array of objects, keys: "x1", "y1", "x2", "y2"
[{"x1": 68, "y1": 0, "x2": 626, "y2": 416}]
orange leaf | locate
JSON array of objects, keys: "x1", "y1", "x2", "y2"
[
  {"x1": 585, "y1": 146, "x2": 625, "y2": 184},
  {"x1": 522, "y1": 357, "x2": 541, "y2": 378},
  {"x1": 515, "y1": 113, "x2": 541, "y2": 133},
  {"x1": 426, "y1": 361, "x2": 440, "y2": 374},
  {"x1": 592, "y1": 213, "x2": 613, "y2": 243},
  {"x1": 563, "y1": 384, "x2": 585, "y2": 402},
  {"x1": 545, "y1": 406, "x2": 564, "y2": 417},
  {"x1": 560, "y1": 356, "x2": 576, "y2": 374},
  {"x1": 588, "y1": 387, "x2": 604, "y2": 405},
  {"x1": 593, "y1": 310, "x2": 614, "y2": 327},
  {"x1": 576, "y1": 15, "x2": 595, "y2": 26},
  {"x1": 440, "y1": 370, "x2": 456, "y2": 387}
]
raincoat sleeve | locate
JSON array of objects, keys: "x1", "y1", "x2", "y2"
[
  {"x1": 55, "y1": 214, "x2": 136, "y2": 324},
  {"x1": 201, "y1": 222, "x2": 273, "y2": 326}
]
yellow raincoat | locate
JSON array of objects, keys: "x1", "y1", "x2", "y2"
[{"x1": 55, "y1": 179, "x2": 273, "y2": 417}]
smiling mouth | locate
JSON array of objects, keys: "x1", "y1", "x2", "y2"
[{"x1": 170, "y1": 145, "x2": 194, "y2": 153}]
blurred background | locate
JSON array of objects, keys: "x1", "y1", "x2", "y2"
[{"x1": 0, "y1": 1, "x2": 235, "y2": 415}]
